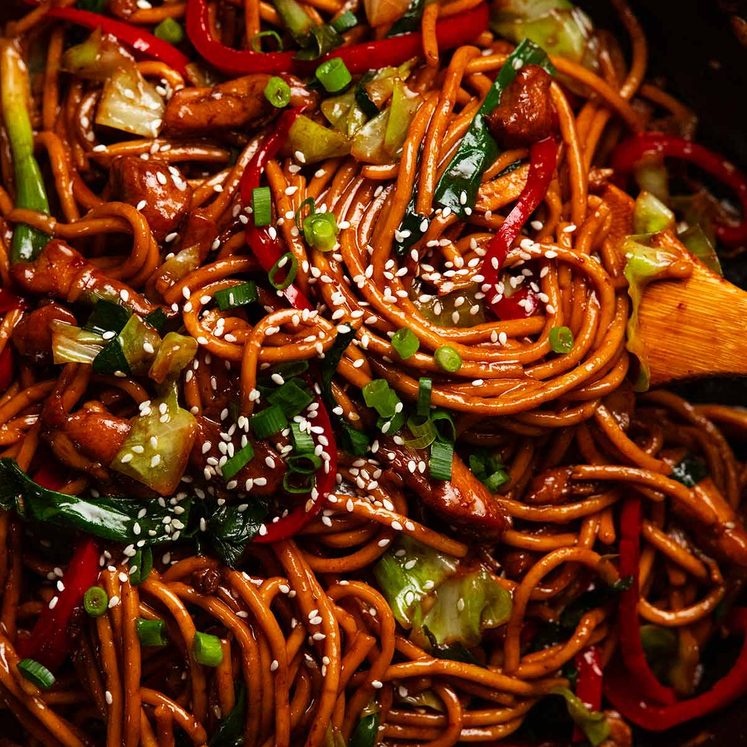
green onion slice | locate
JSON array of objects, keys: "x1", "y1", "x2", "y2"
[
  {"x1": 303, "y1": 212, "x2": 339, "y2": 252},
  {"x1": 129, "y1": 547, "x2": 153, "y2": 586},
  {"x1": 362, "y1": 379, "x2": 399, "y2": 419},
  {"x1": 391, "y1": 327, "x2": 419, "y2": 360},
  {"x1": 154, "y1": 17, "x2": 184, "y2": 44},
  {"x1": 430, "y1": 409, "x2": 456, "y2": 443},
  {"x1": 267, "y1": 379, "x2": 313, "y2": 418},
  {"x1": 214, "y1": 281, "x2": 258, "y2": 311},
  {"x1": 283, "y1": 471, "x2": 316, "y2": 494},
  {"x1": 264, "y1": 76, "x2": 292, "y2": 108},
  {"x1": 287, "y1": 452, "x2": 322, "y2": 474},
  {"x1": 417, "y1": 377, "x2": 432, "y2": 417},
  {"x1": 250, "y1": 29, "x2": 283, "y2": 52},
  {"x1": 18, "y1": 659, "x2": 55, "y2": 690},
  {"x1": 193, "y1": 631, "x2": 224, "y2": 666},
  {"x1": 331, "y1": 10, "x2": 357, "y2": 33},
  {"x1": 549, "y1": 325, "x2": 574, "y2": 354},
  {"x1": 290, "y1": 420, "x2": 315, "y2": 453},
  {"x1": 315, "y1": 57, "x2": 352, "y2": 93},
  {"x1": 251, "y1": 404, "x2": 288, "y2": 439},
  {"x1": 429, "y1": 440, "x2": 454, "y2": 480},
  {"x1": 83, "y1": 585, "x2": 109, "y2": 617},
  {"x1": 252, "y1": 186, "x2": 272, "y2": 227},
  {"x1": 434, "y1": 345, "x2": 462, "y2": 372},
  {"x1": 136, "y1": 618, "x2": 168, "y2": 647},
  {"x1": 295, "y1": 197, "x2": 316, "y2": 230},
  {"x1": 222, "y1": 442, "x2": 255, "y2": 481},
  {"x1": 268, "y1": 252, "x2": 298, "y2": 290},
  {"x1": 404, "y1": 415, "x2": 436, "y2": 449}
]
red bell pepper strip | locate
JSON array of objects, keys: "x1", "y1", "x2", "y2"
[
  {"x1": 573, "y1": 646, "x2": 603, "y2": 742},
  {"x1": 481, "y1": 136, "x2": 558, "y2": 320},
  {"x1": 611, "y1": 132, "x2": 747, "y2": 247},
  {"x1": 238, "y1": 110, "x2": 338, "y2": 542},
  {"x1": 31, "y1": 463, "x2": 67, "y2": 491},
  {"x1": 606, "y1": 608, "x2": 747, "y2": 731},
  {"x1": 17, "y1": 537, "x2": 100, "y2": 670},
  {"x1": 45, "y1": 7, "x2": 190, "y2": 75},
  {"x1": 186, "y1": 0, "x2": 488, "y2": 76},
  {"x1": 617, "y1": 497, "x2": 677, "y2": 705}
]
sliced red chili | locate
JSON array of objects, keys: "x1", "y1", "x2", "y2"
[
  {"x1": 186, "y1": 0, "x2": 488, "y2": 76},
  {"x1": 606, "y1": 608, "x2": 747, "y2": 731},
  {"x1": 17, "y1": 537, "x2": 101, "y2": 670},
  {"x1": 46, "y1": 7, "x2": 190, "y2": 75},
  {"x1": 573, "y1": 646, "x2": 603, "y2": 742},
  {"x1": 611, "y1": 132, "x2": 747, "y2": 246},
  {"x1": 481, "y1": 136, "x2": 557, "y2": 320}
]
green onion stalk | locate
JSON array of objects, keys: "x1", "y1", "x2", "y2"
[{"x1": 0, "y1": 40, "x2": 50, "y2": 263}]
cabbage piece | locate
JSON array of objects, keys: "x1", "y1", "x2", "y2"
[
  {"x1": 623, "y1": 236, "x2": 680, "y2": 392},
  {"x1": 492, "y1": 0, "x2": 596, "y2": 67},
  {"x1": 416, "y1": 567, "x2": 512, "y2": 647},
  {"x1": 679, "y1": 224, "x2": 722, "y2": 275},
  {"x1": 63, "y1": 30, "x2": 165, "y2": 138},
  {"x1": 633, "y1": 191, "x2": 675, "y2": 234},
  {"x1": 384, "y1": 80, "x2": 421, "y2": 155},
  {"x1": 111, "y1": 384, "x2": 197, "y2": 496},
  {"x1": 549, "y1": 687, "x2": 610, "y2": 746},
  {"x1": 149, "y1": 332, "x2": 198, "y2": 383},
  {"x1": 321, "y1": 90, "x2": 368, "y2": 137},
  {"x1": 374, "y1": 538, "x2": 512, "y2": 650},
  {"x1": 363, "y1": 0, "x2": 411, "y2": 27},
  {"x1": 284, "y1": 115, "x2": 350, "y2": 164},
  {"x1": 373, "y1": 537, "x2": 458, "y2": 626},
  {"x1": 51, "y1": 321, "x2": 105, "y2": 365},
  {"x1": 351, "y1": 109, "x2": 390, "y2": 164}
]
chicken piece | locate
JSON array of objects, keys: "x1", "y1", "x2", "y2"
[
  {"x1": 190, "y1": 415, "x2": 286, "y2": 497},
  {"x1": 44, "y1": 396, "x2": 131, "y2": 472},
  {"x1": 109, "y1": 156, "x2": 192, "y2": 241},
  {"x1": 162, "y1": 74, "x2": 315, "y2": 135},
  {"x1": 524, "y1": 467, "x2": 575, "y2": 505},
  {"x1": 12, "y1": 302, "x2": 76, "y2": 363},
  {"x1": 486, "y1": 64, "x2": 556, "y2": 148},
  {"x1": 11, "y1": 239, "x2": 155, "y2": 317},
  {"x1": 380, "y1": 440, "x2": 509, "y2": 539}
]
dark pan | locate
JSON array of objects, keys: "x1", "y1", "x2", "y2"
[{"x1": 0, "y1": 0, "x2": 746, "y2": 744}]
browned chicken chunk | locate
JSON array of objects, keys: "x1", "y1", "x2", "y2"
[
  {"x1": 109, "y1": 156, "x2": 193, "y2": 241},
  {"x1": 487, "y1": 63, "x2": 556, "y2": 148},
  {"x1": 12, "y1": 302, "x2": 76, "y2": 363},
  {"x1": 11, "y1": 239, "x2": 155, "y2": 317},
  {"x1": 381, "y1": 440, "x2": 509, "y2": 539},
  {"x1": 162, "y1": 74, "x2": 314, "y2": 135},
  {"x1": 190, "y1": 415, "x2": 286, "y2": 497}
]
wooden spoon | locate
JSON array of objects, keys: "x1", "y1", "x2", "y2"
[{"x1": 636, "y1": 232, "x2": 747, "y2": 386}]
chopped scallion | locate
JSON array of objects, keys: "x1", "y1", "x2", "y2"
[
  {"x1": 222, "y1": 442, "x2": 255, "y2": 480},
  {"x1": 251, "y1": 404, "x2": 288, "y2": 439},
  {"x1": 264, "y1": 76, "x2": 291, "y2": 108},
  {"x1": 430, "y1": 409, "x2": 456, "y2": 443},
  {"x1": 136, "y1": 618, "x2": 168, "y2": 647},
  {"x1": 18, "y1": 659, "x2": 55, "y2": 690},
  {"x1": 250, "y1": 29, "x2": 283, "y2": 52},
  {"x1": 295, "y1": 197, "x2": 316, "y2": 230},
  {"x1": 287, "y1": 452, "x2": 322, "y2": 474},
  {"x1": 549, "y1": 326, "x2": 574, "y2": 354},
  {"x1": 417, "y1": 377, "x2": 432, "y2": 417},
  {"x1": 434, "y1": 345, "x2": 462, "y2": 373},
  {"x1": 303, "y1": 212, "x2": 339, "y2": 252},
  {"x1": 315, "y1": 57, "x2": 352, "y2": 93},
  {"x1": 267, "y1": 379, "x2": 313, "y2": 418},
  {"x1": 404, "y1": 415, "x2": 436, "y2": 449},
  {"x1": 154, "y1": 17, "x2": 184, "y2": 44},
  {"x1": 290, "y1": 420, "x2": 314, "y2": 453},
  {"x1": 83, "y1": 585, "x2": 109, "y2": 617},
  {"x1": 252, "y1": 186, "x2": 272, "y2": 227},
  {"x1": 283, "y1": 471, "x2": 316, "y2": 493},
  {"x1": 193, "y1": 631, "x2": 224, "y2": 666},
  {"x1": 214, "y1": 281, "x2": 258, "y2": 311},
  {"x1": 129, "y1": 547, "x2": 153, "y2": 585},
  {"x1": 331, "y1": 10, "x2": 357, "y2": 33},
  {"x1": 429, "y1": 440, "x2": 454, "y2": 480},
  {"x1": 268, "y1": 252, "x2": 298, "y2": 290},
  {"x1": 362, "y1": 379, "x2": 399, "y2": 419},
  {"x1": 391, "y1": 327, "x2": 419, "y2": 360}
]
